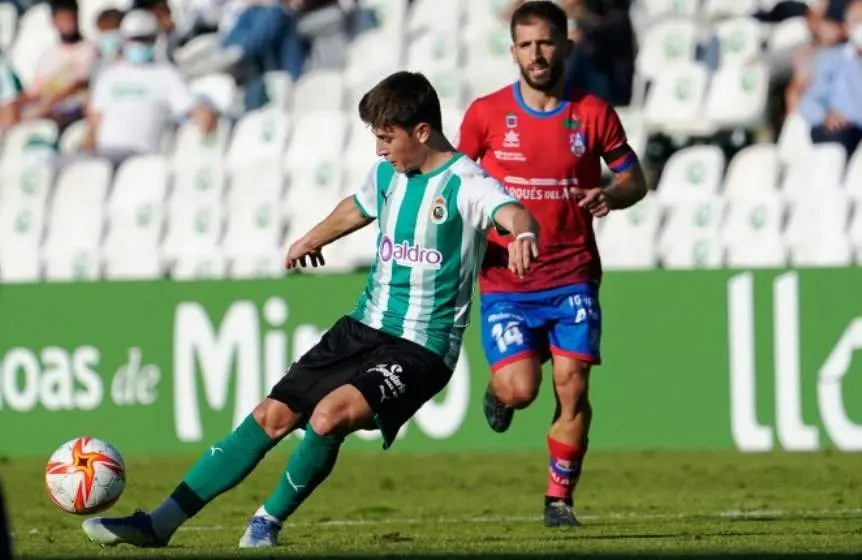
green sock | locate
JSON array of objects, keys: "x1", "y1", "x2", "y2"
[
  {"x1": 262, "y1": 428, "x2": 342, "y2": 522},
  {"x1": 171, "y1": 415, "x2": 278, "y2": 517}
]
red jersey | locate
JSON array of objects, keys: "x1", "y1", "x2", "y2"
[{"x1": 458, "y1": 82, "x2": 636, "y2": 294}]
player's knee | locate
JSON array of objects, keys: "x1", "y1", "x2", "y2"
[
  {"x1": 252, "y1": 398, "x2": 299, "y2": 439},
  {"x1": 309, "y1": 387, "x2": 369, "y2": 438},
  {"x1": 308, "y1": 401, "x2": 350, "y2": 437},
  {"x1": 493, "y1": 369, "x2": 540, "y2": 409}
]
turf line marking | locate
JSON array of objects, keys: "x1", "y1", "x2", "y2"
[{"x1": 176, "y1": 507, "x2": 862, "y2": 532}]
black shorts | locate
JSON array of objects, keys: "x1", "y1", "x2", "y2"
[{"x1": 268, "y1": 316, "x2": 453, "y2": 448}]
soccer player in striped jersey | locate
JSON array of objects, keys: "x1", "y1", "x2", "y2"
[
  {"x1": 458, "y1": 1, "x2": 648, "y2": 527},
  {"x1": 81, "y1": 71, "x2": 539, "y2": 550}
]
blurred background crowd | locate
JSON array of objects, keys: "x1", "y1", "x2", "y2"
[{"x1": 0, "y1": 0, "x2": 860, "y2": 281}]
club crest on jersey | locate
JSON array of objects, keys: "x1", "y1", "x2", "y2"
[
  {"x1": 430, "y1": 195, "x2": 448, "y2": 224},
  {"x1": 570, "y1": 131, "x2": 586, "y2": 157},
  {"x1": 505, "y1": 112, "x2": 518, "y2": 128}
]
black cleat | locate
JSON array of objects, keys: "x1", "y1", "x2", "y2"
[
  {"x1": 544, "y1": 501, "x2": 581, "y2": 527},
  {"x1": 483, "y1": 386, "x2": 513, "y2": 433}
]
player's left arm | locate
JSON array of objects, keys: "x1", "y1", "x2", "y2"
[
  {"x1": 459, "y1": 174, "x2": 539, "y2": 277},
  {"x1": 577, "y1": 104, "x2": 648, "y2": 217}
]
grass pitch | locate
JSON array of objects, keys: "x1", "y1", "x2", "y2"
[{"x1": 3, "y1": 450, "x2": 861, "y2": 559}]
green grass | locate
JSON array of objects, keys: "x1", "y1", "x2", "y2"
[{"x1": 3, "y1": 450, "x2": 862, "y2": 559}]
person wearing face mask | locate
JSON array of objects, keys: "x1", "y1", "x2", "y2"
[
  {"x1": 19, "y1": 0, "x2": 97, "y2": 126},
  {"x1": 81, "y1": 9, "x2": 217, "y2": 166},
  {"x1": 799, "y1": 0, "x2": 862, "y2": 155},
  {"x1": 92, "y1": 9, "x2": 125, "y2": 81}
]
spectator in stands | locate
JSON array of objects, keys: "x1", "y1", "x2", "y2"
[
  {"x1": 81, "y1": 9, "x2": 217, "y2": 166},
  {"x1": 18, "y1": 0, "x2": 97, "y2": 128},
  {"x1": 134, "y1": 0, "x2": 182, "y2": 61},
  {"x1": 92, "y1": 9, "x2": 125, "y2": 80},
  {"x1": 798, "y1": 0, "x2": 862, "y2": 154},
  {"x1": 0, "y1": 50, "x2": 22, "y2": 131}
]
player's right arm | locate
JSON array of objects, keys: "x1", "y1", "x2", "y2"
[
  {"x1": 457, "y1": 99, "x2": 489, "y2": 161},
  {"x1": 285, "y1": 165, "x2": 377, "y2": 269}
]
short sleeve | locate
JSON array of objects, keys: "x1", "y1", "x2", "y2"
[
  {"x1": 457, "y1": 172, "x2": 519, "y2": 231},
  {"x1": 163, "y1": 68, "x2": 196, "y2": 117},
  {"x1": 597, "y1": 103, "x2": 638, "y2": 174},
  {"x1": 352, "y1": 162, "x2": 379, "y2": 219},
  {"x1": 457, "y1": 99, "x2": 488, "y2": 161}
]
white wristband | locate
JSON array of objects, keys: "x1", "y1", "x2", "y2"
[{"x1": 516, "y1": 232, "x2": 536, "y2": 241}]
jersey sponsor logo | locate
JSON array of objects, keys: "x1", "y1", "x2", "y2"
[
  {"x1": 570, "y1": 131, "x2": 586, "y2": 157},
  {"x1": 367, "y1": 363, "x2": 406, "y2": 403},
  {"x1": 430, "y1": 195, "x2": 448, "y2": 224},
  {"x1": 378, "y1": 235, "x2": 443, "y2": 270},
  {"x1": 503, "y1": 129, "x2": 520, "y2": 148},
  {"x1": 493, "y1": 150, "x2": 527, "y2": 162}
]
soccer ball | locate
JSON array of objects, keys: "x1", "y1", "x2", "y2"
[{"x1": 44, "y1": 436, "x2": 126, "y2": 515}]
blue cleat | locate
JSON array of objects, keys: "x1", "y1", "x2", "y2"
[
  {"x1": 82, "y1": 510, "x2": 167, "y2": 547},
  {"x1": 238, "y1": 515, "x2": 282, "y2": 548}
]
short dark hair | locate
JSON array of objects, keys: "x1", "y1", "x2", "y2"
[
  {"x1": 358, "y1": 71, "x2": 442, "y2": 132},
  {"x1": 510, "y1": 0, "x2": 568, "y2": 40},
  {"x1": 96, "y1": 8, "x2": 124, "y2": 27}
]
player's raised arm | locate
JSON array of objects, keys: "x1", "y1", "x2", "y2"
[{"x1": 284, "y1": 196, "x2": 374, "y2": 269}]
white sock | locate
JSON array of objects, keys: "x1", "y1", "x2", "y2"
[
  {"x1": 254, "y1": 505, "x2": 282, "y2": 526},
  {"x1": 149, "y1": 498, "x2": 189, "y2": 540}
]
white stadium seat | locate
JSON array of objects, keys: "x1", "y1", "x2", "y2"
[
  {"x1": 171, "y1": 119, "x2": 232, "y2": 171},
  {"x1": 0, "y1": 119, "x2": 59, "y2": 171},
  {"x1": 633, "y1": 19, "x2": 699, "y2": 103},
  {"x1": 345, "y1": 30, "x2": 402, "y2": 89},
  {"x1": 781, "y1": 143, "x2": 847, "y2": 202},
  {"x1": 229, "y1": 163, "x2": 284, "y2": 208},
  {"x1": 0, "y1": 200, "x2": 45, "y2": 282},
  {"x1": 768, "y1": 17, "x2": 811, "y2": 53},
  {"x1": 776, "y1": 112, "x2": 813, "y2": 167},
  {"x1": 785, "y1": 190, "x2": 852, "y2": 266},
  {"x1": 722, "y1": 143, "x2": 780, "y2": 198},
  {"x1": 464, "y1": 22, "x2": 511, "y2": 69},
  {"x1": 658, "y1": 196, "x2": 726, "y2": 269},
  {"x1": 407, "y1": 28, "x2": 461, "y2": 74},
  {"x1": 230, "y1": 249, "x2": 286, "y2": 279},
  {"x1": 0, "y1": 164, "x2": 53, "y2": 208},
  {"x1": 844, "y1": 145, "x2": 862, "y2": 202},
  {"x1": 714, "y1": 17, "x2": 763, "y2": 66},
  {"x1": 172, "y1": 250, "x2": 227, "y2": 280},
  {"x1": 263, "y1": 71, "x2": 294, "y2": 110},
  {"x1": 656, "y1": 145, "x2": 726, "y2": 205},
  {"x1": 9, "y1": 3, "x2": 55, "y2": 86},
  {"x1": 162, "y1": 199, "x2": 224, "y2": 261},
  {"x1": 643, "y1": 61, "x2": 711, "y2": 135},
  {"x1": 407, "y1": 0, "x2": 461, "y2": 33},
  {"x1": 225, "y1": 108, "x2": 290, "y2": 171},
  {"x1": 722, "y1": 192, "x2": 788, "y2": 268},
  {"x1": 190, "y1": 73, "x2": 239, "y2": 116},
  {"x1": 284, "y1": 111, "x2": 348, "y2": 171},
  {"x1": 596, "y1": 193, "x2": 663, "y2": 270},
  {"x1": 704, "y1": 62, "x2": 769, "y2": 129},
  {"x1": 704, "y1": 0, "x2": 759, "y2": 19},
  {"x1": 0, "y1": 3, "x2": 17, "y2": 51},
  {"x1": 292, "y1": 70, "x2": 346, "y2": 113}
]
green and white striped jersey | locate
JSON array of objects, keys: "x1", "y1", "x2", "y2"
[{"x1": 350, "y1": 153, "x2": 518, "y2": 370}]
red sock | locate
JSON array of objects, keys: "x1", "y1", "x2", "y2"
[{"x1": 545, "y1": 436, "x2": 587, "y2": 504}]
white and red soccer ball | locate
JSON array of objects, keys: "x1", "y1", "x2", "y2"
[{"x1": 44, "y1": 436, "x2": 126, "y2": 515}]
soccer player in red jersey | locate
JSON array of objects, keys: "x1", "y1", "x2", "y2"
[{"x1": 458, "y1": 1, "x2": 648, "y2": 526}]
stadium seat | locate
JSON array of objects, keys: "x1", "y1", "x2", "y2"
[
  {"x1": 0, "y1": 200, "x2": 45, "y2": 282},
  {"x1": 228, "y1": 162, "x2": 284, "y2": 208},
  {"x1": 843, "y1": 145, "x2": 862, "y2": 202},
  {"x1": 58, "y1": 119, "x2": 88, "y2": 155},
  {"x1": 714, "y1": 17, "x2": 764, "y2": 66},
  {"x1": 292, "y1": 70, "x2": 346, "y2": 113},
  {"x1": 9, "y1": 3, "x2": 55, "y2": 86},
  {"x1": 776, "y1": 112, "x2": 813, "y2": 167},
  {"x1": 284, "y1": 110, "x2": 348, "y2": 171},
  {"x1": 344, "y1": 118, "x2": 378, "y2": 170},
  {"x1": 722, "y1": 143, "x2": 781, "y2": 198},
  {"x1": 703, "y1": 0, "x2": 759, "y2": 19},
  {"x1": 636, "y1": 0, "x2": 700, "y2": 22},
  {"x1": 464, "y1": 0, "x2": 509, "y2": 28},
  {"x1": 42, "y1": 159, "x2": 112, "y2": 281},
  {"x1": 464, "y1": 21, "x2": 511, "y2": 69},
  {"x1": 103, "y1": 156, "x2": 169, "y2": 275},
  {"x1": 162, "y1": 199, "x2": 224, "y2": 261},
  {"x1": 263, "y1": 71, "x2": 294, "y2": 110},
  {"x1": 633, "y1": 19, "x2": 699, "y2": 104},
  {"x1": 767, "y1": 17, "x2": 811, "y2": 53},
  {"x1": 173, "y1": 162, "x2": 227, "y2": 206},
  {"x1": 704, "y1": 62, "x2": 769, "y2": 129},
  {"x1": 225, "y1": 108, "x2": 290, "y2": 171},
  {"x1": 465, "y1": 58, "x2": 514, "y2": 100},
  {"x1": 171, "y1": 118, "x2": 231, "y2": 171},
  {"x1": 342, "y1": 221, "x2": 378, "y2": 269},
  {"x1": 0, "y1": 164, "x2": 53, "y2": 208},
  {"x1": 785, "y1": 189, "x2": 852, "y2": 266},
  {"x1": 222, "y1": 195, "x2": 284, "y2": 262},
  {"x1": 172, "y1": 250, "x2": 227, "y2": 280},
  {"x1": 848, "y1": 203, "x2": 862, "y2": 258},
  {"x1": 656, "y1": 145, "x2": 726, "y2": 205},
  {"x1": 781, "y1": 143, "x2": 847, "y2": 202},
  {"x1": 0, "y1": 3, "x2": 17, "y2": 51},
  {"x1": 407, "y1": 28, "x2": 461, "y2": 74},
  {"x1": 361, "y1": 0, "x2": 408, "y2": 36},
  {"x1": 616, "y1": 107, "x2": 647, "y2": 161},
  {"x1": 423, "y1": 68, "x2": 465, "y2": 110},
  {"x1": 345, "y1": 30, "x2": 402, "y2": 90},
  {"x1": 407, "y1": 0, "x2": 461, "y2": 33},
  {"x1": 441, "y1": 105, "x2": 465, "y2": 142},
  {"x1": 658, "y1": 196, "x2": 726, "y2": 269},
  {"x1": 0, "y1": 119, "x2": 59, "y2": 171},
  {"x1": 230, "y1": 250, "x2": 286, "y2": 279},
  {"x1": 643, "y1": 61, "x2": 711, "y2": 135},
  {"x1": 190, "y1": 73, "x2": 239, "y2": 117},
  {"x1": 285, "y1": 163, "x2": 343, "y2": 223},
  {"x1": 596, "y1": 193, "x2": 662, "y2": 269},
  {"x1": 722, "y1": 191, "x2": 787, "y2": 268}
]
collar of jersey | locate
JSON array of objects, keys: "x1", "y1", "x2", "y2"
[
  {"x1": 512, "y1": 79, "x2": 572, "y2": 119},
  {"x1": 407, "y1": 152, "x2": 463, "y2": 180}
]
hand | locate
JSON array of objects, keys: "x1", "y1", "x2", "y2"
[
  {"x1": 574, "y1": 187, "x2": 611, "y2": 217},
  {"x1": 824, "y1": 112, "x2": 849, "y2": 133},
  {"x1": 508, "y1": 233, "x2": 539, "y2": 278},
  {"x1": 285, "y1": 237, "x2": 325, "y2": 270}
]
